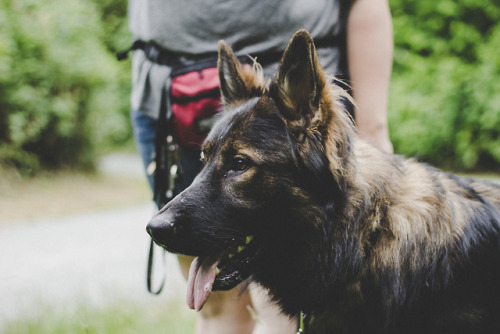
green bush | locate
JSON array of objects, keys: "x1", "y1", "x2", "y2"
[
  {"x1": 1, "y1": 0, "x2": 499, "y2": 173},
  {"x1": 0, "y1": 0, "x2": 131, "y2": 174},
  {"x1": 389, "y1": 0, "x2": 500, "y2": 170}
]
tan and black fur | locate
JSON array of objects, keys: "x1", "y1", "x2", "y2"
[{"x1": 147, "y1": 30, "x2": 500, "y2": 333}]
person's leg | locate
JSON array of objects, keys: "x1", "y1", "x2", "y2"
[
  {"x1": 132, "y1": 110, "x2": 255, "y2": 334},
  {"x1": 249, "y1": 284, "x2": 297, "y2": 334},
  {"x1": 131, "y1": 110, "x2": 156, "y2": 191}
]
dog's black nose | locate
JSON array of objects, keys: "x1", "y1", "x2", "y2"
[{"x1": 146, "y1": 211, "x2": 176, "y2": 249}]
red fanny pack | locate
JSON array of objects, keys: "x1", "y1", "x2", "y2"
[{"x1": 170, "y1": 60, "x2": 221, "y2": 149}]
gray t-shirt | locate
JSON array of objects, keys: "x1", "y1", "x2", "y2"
[{"x1": 129, "y1": 0, "x2": 343, "y2": 118}]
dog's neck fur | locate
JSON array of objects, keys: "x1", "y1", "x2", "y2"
[
  {"x1": 266, "y1": 132, "x2": 500, "y2": 329},
  {"x1": 255, "y1": 125, "x2": 421, "y2": 311}
]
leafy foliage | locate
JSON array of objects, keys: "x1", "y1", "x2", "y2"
[
  {"x1": 1, "y1": 0, "x2": 499, "y2": 173},
  {"x1": 0, "y1": 0, "x2": 131, "y2": 174},
  {"x1": 389, "y1": 0, "x2": 500, "y2": 170}
]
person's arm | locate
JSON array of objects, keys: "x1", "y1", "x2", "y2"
[{"x1": 346, "y1": 0, "x2": 394, "y2": 153}]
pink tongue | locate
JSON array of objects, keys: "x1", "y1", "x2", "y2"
[{"x1": 186, "y1": 257, "x2": 219, "y2": 311}]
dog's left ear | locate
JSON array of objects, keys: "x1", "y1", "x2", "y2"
[
  {"x1": 218, "y1": 41, "x2": 247, "y2": 106},
  {"x1": 218, "y1": 41, "x2": 266, "y2": 107},
  {"x1": 274, "y1": 30, "x2": 327, "y2": 123}
]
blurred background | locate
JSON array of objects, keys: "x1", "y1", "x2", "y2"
[{"x1": 0, "y1": 0, "x2": 499, "y2": 332}]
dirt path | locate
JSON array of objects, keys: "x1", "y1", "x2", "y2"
[{"x1": 0, "y1": 154, "x2": 187, "y2": 329}]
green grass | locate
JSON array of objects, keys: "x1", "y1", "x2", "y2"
[{"x1": 3, "y1": 299, "x2": 196, "y2": 334}]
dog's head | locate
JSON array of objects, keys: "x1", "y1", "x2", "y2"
[{"x1": 147, "y1": 30, "x2": 354, "y2": 311}]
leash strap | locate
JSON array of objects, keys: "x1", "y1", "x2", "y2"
[
  {"x1": 153, "y1": 81, "x2": 173, "y2": 208},
  {"x1": 147, "y1": 81, "x2": 177, "y2": 295},
  {"x1": 147, "y1": 238, "x2": 167, "y2": 294}
]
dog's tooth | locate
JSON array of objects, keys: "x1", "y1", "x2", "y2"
[
  {"x1": 245, "y1": 235, "x2": 254, "y2": 244},
  {"x1": 237, "y1": 246, "x2": 245, "y2": 253}
]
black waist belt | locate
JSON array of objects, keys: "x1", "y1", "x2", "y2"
[{"x1": 117, "y1": 36, "x2": 341, "y2": 68}]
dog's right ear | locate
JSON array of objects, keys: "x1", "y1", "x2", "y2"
[
  {"x1": 274, "y1": 29, "x2": 327, "y2": 123},
  {"x1": 218, "y1": 41, "x2": 266, "y2": 107}
]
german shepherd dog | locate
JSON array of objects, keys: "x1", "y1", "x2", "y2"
[{"x1": 147, "y1": 30, "x2": 500, "y2": 333}]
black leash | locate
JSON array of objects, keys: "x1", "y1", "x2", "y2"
[
  {"x1": 146, "y1": 238, "x2": 167, "y2": 294},
  {"x1": 146, "y1": 81, "x2": 180, "y2": 295}
]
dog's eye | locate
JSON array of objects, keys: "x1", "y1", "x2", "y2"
[{"x1": 231, "y1": 157, "x2": 250, "y2": 172}]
